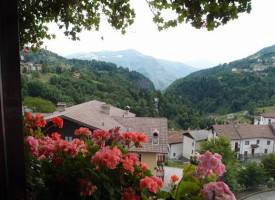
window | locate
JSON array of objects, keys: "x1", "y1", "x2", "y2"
[
  {"x1": 257, "y1": 140, "x2": 260, "y2": 144},
  {"x1": 152, "y1": 131, "x2": 159, "y2": 145},
  {"x1": 265, "y1": 149, "x2": 268, "y2": 154},
  {"x1": 192, "y1": 150, "x2": 193, "y2": 154},
  {"x1": 267, "y1": 141, "x2": 271, "y2": 145},
  {"x1": 245, "y1": 141, "x2": 249, "y2": 145},
  {"x1": 173, "y1": 153, "x2": 176, "y2": 156},
  {"x1": 192, "y1": 142, "x2": 194, "y2": 147},
  {"x1": 244, "y1": 151, "x2": 248, "y2": 156}
]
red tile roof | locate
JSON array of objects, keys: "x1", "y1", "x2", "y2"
[
  {"x1": 168, "y1": 130, "x2": 184, "y2": 144},
  {"x1": 262, "y1": 111, "x2": 275, "y2": 118}
]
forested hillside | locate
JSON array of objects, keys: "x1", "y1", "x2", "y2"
[
  {"x1": 166, "y1": 45, "x2": 275, "y2": 115},
  {"x1": 21, "y1": 50, "x2": 213, "y2": 130}
]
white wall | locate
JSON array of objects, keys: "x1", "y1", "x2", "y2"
[
  {"x1": 168, "y1": 143, "x2": 183, "y2": 159},
  {"x1": 182, "y1": 136, "x2": 195, "y2": 159},
  {"x1": 255, "y1": 116, "x2": 275, "y2": 125},
  {"x1": 240, "y1": 138, "x2": 275, "y2": 157}
]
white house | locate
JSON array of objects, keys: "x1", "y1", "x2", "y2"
[
  {"x1": 254, "y1": 111, "x2": 275, "y2": 125},
  {"x1": 167, "y1": 130, "x2": 184, "y2": 159},
  {"x1": 182, "y1": 129, "x2": 215, "y2": 159},
  {"x1": 213, "y1": 123, "x2": 275, "y2": 159}
]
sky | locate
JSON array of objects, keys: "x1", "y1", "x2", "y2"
[{"x1": 43, "y1": 0, "x2": 275, "y2": 68}]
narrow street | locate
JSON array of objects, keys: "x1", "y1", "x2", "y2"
[
  {"x1": 244, "y1": 190, "x2": 275, "y2": 200},
  {"x1": 164, "y1": 166, "x2": 183, "y2": 187}
]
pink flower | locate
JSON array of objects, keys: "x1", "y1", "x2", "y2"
[
  {"x1": 203, "y1": 182, "x2": 236, "y2": 200},
  {"x1": 140, "y1": 162, "x2": 149, "y2": 170},
  {"x1": 74, "y1": 127, "x2": 92, "y2": 136},
  {"x1": 122, "y1": 132, "x2": 148, "y2": 147},
  {"x1": 23, "y1": 48, "x2": 29, "y2": 55},
  {"x1": 25, "y1": 136, "x2": 39, "y2": 156},
  {"x1": 78, "y1": 178, "x2": 97, "y2": 196},
  {"x1": 140, "y1": 176, "x2": 163, "y2": 194},
  {"x1": 91, "y1": 129, "x2": 110, "y2": 144},
  {"x1": 197, "y1": 151, "x2": 226, "y2": 177},
  {"x1": 50, "y1": 117, "x2": 63, "y2": 128},
  {"x1": 91, "y1": 146, "x2": 122, "y2": 169},
  {"x1": 122, "y1": 153, "x2": 140, "y2": 173},
  {"x1": 170, "y1": 175, "x2": 179, "y2": 183}
]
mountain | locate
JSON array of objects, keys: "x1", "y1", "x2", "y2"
[
  {"x1": 166, "y1": 44, "x2": 275, "y2": 115},
  {"x1": 66, "y1": 49, "x2": 197, "y2": 90},
  {"x1": 21, "y1": 49, "x2": 214, "y2": 130}
]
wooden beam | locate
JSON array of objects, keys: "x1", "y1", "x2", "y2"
[{"x1": 0, "y1": 0, "x2": 26, "y2": 199}]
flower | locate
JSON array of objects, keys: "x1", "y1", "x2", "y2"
[
  {"x1": 78, "y1": 178, "x2": 97, "y2": 196},
  {"x1": 50, "y1": 117, "x2": 63, "y2": 128},
  {"x1": 34, "y1": 113, "x2": 46, "y2": 127},
  {"x1": 170, "y1": 175, "x2": 179, "y2": 183},
  {"x1": 140, "y1": 176, "x2": 163, "y2": 194},
  {"x1": 91, "y1": 146, "x2": 122, "y2": 169},
  {"x1": 51, "y1": 132, "x2": 61, "y2": 140},
  {"x1": 203, "y1": 182, "x2": 236, "y2": 200},
  {"x1": 23, "y1": 48, "x2": 29, "y2": 55},
  {"x1": 74, "y1": 127, "x2": 92, "y2": 136},
  {"x1": 91, "y1": 129, "x2": 110, "y2": 144},
  {"x1": 197, "y1": 150, "x2": 226, "y2": 177},
  {"x1": 121, "y1": 187, "x2": 140, "y2": 200},
  {"x1": 25, "y1": 136, "x2": 39, "y2": 156},
  {"x1": 122, "y1": 153, "x2": 140, "y2": 173}
]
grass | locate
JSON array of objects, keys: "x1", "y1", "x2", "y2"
[
  {"x1": 164, "y1": 160, "x2": 187, "y2": 169},
  {"x1": 39, "y1": 73, "x2": 59, "y2": 83}
]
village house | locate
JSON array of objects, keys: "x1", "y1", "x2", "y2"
[
  {"x1": 254, "y1": 111, "x2": 275, "y2": 125},
  {"x1": 44, "y1": 100, "x2": 168, "y2": 179},
  {"x1": 182, "y1": 129, "x2": 215, "y2": 159},
  {"x1": 213, "y1": 123, "x2": 275, "y2": 160},
  {"x1": 167, "y1": 130, "x2": 184, "y2": 159}
]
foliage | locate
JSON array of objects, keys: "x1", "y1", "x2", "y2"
[
  {"x1": 24, "y1": 113, "x2": 162, "y2": 200},
  {"x1": 22, "y1": 96, "x2": 56, "y2": 113},
  {"x1": 21, "y1": 49, "x2": 214, "y2": 130},
  {"x1": 237, "y1": 161, "x2": 268, "y2": 189},
  {"x1": 166, "y1": 45, "x2": 275, "y2": 115},
  {"x1": 18, "y1": 0, "x2": 251, "y2": 51},
  {"x1": 261, "y1": 153, "x2": 275, "y2": 179},
  {"x1": 158, "y1": 151, "x2": 236, "y2": 200},
  {"x1": 199, "y1": 135, "x2": 236, "y2": 166}
]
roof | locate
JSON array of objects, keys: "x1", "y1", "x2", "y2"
[
  {"x1": 114, "y1": 117, "x2": 168, "y2": 153},
  {"x1": 213, "y1": 124, "x2": 275, "y2": 140},
  {"x1": 168, "y1": 130, "x2": 184, "y2": 144},
  {"x1": 261, "y1": 111, "x2": 275, "y2": 118},
  {"x1": 184, "y1": 130, "x2": 211, "y2": 141},
  {"x1": 45, "y1": 100, "x2": 168, "y2": 153}
]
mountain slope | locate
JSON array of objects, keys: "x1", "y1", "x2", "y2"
[
  {"x1": 67, "y1": 49, "x2": 197, "y2": 90},
  {"x1": 166, "y1": 45, "x2": 275, "y2": 114}
]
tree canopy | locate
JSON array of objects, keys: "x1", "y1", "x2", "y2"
[{"x1": 18, "y1": 0, "x2": 251, "y2": 50}]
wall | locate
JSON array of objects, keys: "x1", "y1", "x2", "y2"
[
  {"x1": 256, "y1": 116, "x2": 275, "y2": 125},
  {"x1": 182, "y1": 136, "x2": 195, "y2": 159},
  {"x1": 168, "y1": 143, "x2": 183, "y2": 159},
  {"x1": 140, "y1": 152, "x2": 157, "y2": 175}
]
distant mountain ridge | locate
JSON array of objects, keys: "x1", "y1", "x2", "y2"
[
  {"x1": 67, "y1": 49, "x2": 197, "y2": 90},
  {"x1": 166, "y1": 44, "x2": 275, "y2": 115}
]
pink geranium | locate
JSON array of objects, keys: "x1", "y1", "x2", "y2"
[
  {"x1": 91, "y1": 129, "x2": 110, "y2": 144},
  {"x1": 140, "y1": 176, "x2": 163, "y2": 194},
  {"x1": 74, "y1": 127, "x2": 92, "y2": 136},
  {"x1": 203, "y1": 182, "x2": 236, "y2": 200},
  {"x1": 122, "y1": 153, "x2": 140, "y2": 173},
  {"x1": 78, "y1": 178, "x2": 97, "y2": 196},
  {"x1": 121, "y1": 187, "x2": 140, "y2": 200}
]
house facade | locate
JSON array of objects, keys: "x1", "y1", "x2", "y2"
[
  {"x1": 213, "y1": 123, "x2": 275, "y2": 159},
  {"x1": 254, "y1": 111, "x2": 275, "y2": 125},
  {"x1": 182, "y1": 129, "x2": 215, "y2": 159},
  {"x1": 44, "y1": 100, "x2": 168, "y2": 178},
  {"x1": 167, "y1": 130, "x2": 184, "y2": 159}
]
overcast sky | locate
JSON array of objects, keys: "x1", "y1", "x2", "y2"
[{"x1": 43, "y1": 0, "x2": 275, "y2": 68}]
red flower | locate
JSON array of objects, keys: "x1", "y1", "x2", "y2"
[
  {"x1": 121, "y1": 187, "x2": 140, "y2": 200},
  {"x1": 170, "y1": 175, "x2": 179, "y2": 182},
  {"x1": 140, "y1": 176, "x2": 163, "y2": 194},
  {"x1": 91, "y1": 129, "x2": 110, "y2": 144},
  {"x1": 34, "y1": 113, "x2": 46, "y2": 127},
  {"x1": 50, "y1": 117, "x2": 63, "y2": 128},
  {"x1": 74, "y1": 127, "x2": 92, "y2": 136},
  {"x1": 78, "y1": 178, "x2": 97, "y2": 196},
  {"x1": 26, "y1": 112, "x2": 33, "y2": 120},
  {"x1": 51, "y1": 132, "x2": 61, "y2": 141}
]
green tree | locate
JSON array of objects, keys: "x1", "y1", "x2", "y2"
[
  {"x1": 238, "y1": 161, "x2": 268, "y2": 189},
  {"x1": 22, "y1": 97, "x2": 56, "y2": 113},
  {"x1": 199, "y1": 135, "x2": 236, "y2": 165},
  {"x1": 261, "y1": 153, "x2": 275, "y2": 179},
  {"x1": 18, "y1": 0, "x2": 251, "y2": 51}
]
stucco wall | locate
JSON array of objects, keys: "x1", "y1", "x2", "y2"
[
  {"x1": 168, "y1": 143, "x2": 183, "y2": 159},
  {"x1": 182, "y1": 136, "x2": 195, "y2": 159},
  {"x1": 240, "y1": 138, "x2": 275, "y2": 156},
  {"x1": 140, "y1": 153, "x2": 157, "y2": 175}
]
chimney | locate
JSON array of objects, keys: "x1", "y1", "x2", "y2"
[
  {"x1": 56, "y1": 102, "x2": 66, "y2": 112},
  {"x1": 101, "y1": 104, "x2": 111, "y2": 115},
  {"x1": 124, "y1": 105, "x2": 130, "y2": 117}
]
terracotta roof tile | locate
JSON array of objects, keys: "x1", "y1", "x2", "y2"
[
  {"x1": 262, "y1": 111, "x2": 275, "y2": 118},
  {"x1": 168, "y1": 131, "x2": 184, "y2": 144}
]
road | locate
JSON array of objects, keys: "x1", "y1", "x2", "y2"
[
  {"x1": 244, "y1": 190, "x2": 275, "y2": 200},
  {"x1": 163, "y1": 166, "x2": 183, "y2": 187}
]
